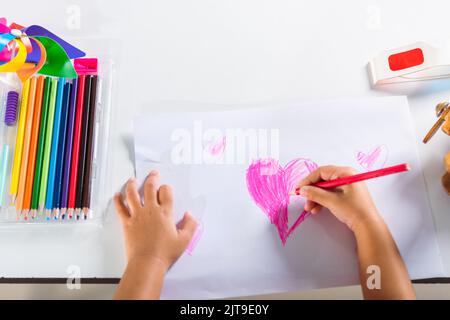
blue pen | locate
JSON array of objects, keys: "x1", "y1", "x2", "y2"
[
  {"x1": 52, "y1": 82, "x2": 71, "y2": 218},
  {"x1": 45, "y1": 78, "x2": 65, "y2": 219}
]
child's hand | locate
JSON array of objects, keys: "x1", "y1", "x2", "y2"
[
  {"x1": 297, "y1": 166, "x2": 416, "y2": 300},
  {"x1": 113, "y1": 170, "x2": 198, "y2": 271},
  {"x1": 297, "y1": 166, "x2": 381, "y2": 232}
]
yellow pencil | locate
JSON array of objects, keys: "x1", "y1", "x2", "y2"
[
  {"x1": 9, "y1": 79, "x2": 31, "y2": 205},
  {"x1": 15, "y1": 77, "x2": 38, "y2": 216}
]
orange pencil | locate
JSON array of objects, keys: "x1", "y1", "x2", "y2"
[
  {"x1": 15, "y1": 77, "x2": 38, "y2": 218},
  {"x1": 23, "y1": 76, "x2": 45, "y2": 217}
]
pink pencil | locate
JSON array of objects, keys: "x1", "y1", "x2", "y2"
[{"x1": 291, "y1": 163, "x2": 410, "y2": 194}]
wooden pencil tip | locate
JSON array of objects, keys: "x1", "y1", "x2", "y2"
[
  {"x1": 75, "y1": 208, "x2": 81, "y2": 220},
  {"x1": 82, "y1": 208, "x2": 90, "y2": 220}
]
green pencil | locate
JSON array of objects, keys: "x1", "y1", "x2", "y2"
[
  {"x1": 38, "y1": 78, "x2": 58, "y2": 214},
  {"x1": 30, "y1": 78, "x2": 52, "y2": 216}
]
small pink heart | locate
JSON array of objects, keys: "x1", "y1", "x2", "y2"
[
  {"x1": 246, "y1": 158, "x2": 318, "y2": 245},
  {"x1": 204, "y1": 136, "x2": 227, "y2": 156},
  {"x1": 356, "y1": 145, "x2": 388, "y2": 171}
]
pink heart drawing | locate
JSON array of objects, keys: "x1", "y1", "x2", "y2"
[
  {"x1": 356, "y1": 145, "x2": 388, "y2": 171},
  {"x1": 246, "y1": 158, "x2": 318, "y2": 245}
]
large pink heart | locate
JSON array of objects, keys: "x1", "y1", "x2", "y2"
[{"x1": 246, "y1": 158, "x2": 318, "y2": 245}]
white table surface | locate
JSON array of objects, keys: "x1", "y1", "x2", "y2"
[{"x1": 1, "y1": 0, "x2": 449, "y2": 286}]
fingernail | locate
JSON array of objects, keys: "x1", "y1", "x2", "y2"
[
  {"x1": 300, "y1": 186, "x2": 309, "y2": 196},
  {"x1": 295, "y1": 187, "x2": 300, "y2": 195},
  {"x1": 150, "y1": 170, "x2": 158, "y2": 176}
]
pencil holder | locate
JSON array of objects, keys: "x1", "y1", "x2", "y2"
[
  {"x1": 0, "y1": 60, "x2": 113, "y2": 224},
  {"x1": 0, "y1": 19, "x2": 114, "y2": 224}
]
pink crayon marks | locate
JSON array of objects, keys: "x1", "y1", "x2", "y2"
[
  {"x1": 356, "y1": 145, "x2": 389, "y2": 171},
  {"x1": 186, "y1": 222, "x2": 204, "y2": 255},
  {"x1": 205, "y1": 136, "x2": 227, "y2": 156},
  {"x1": 246, "y1": 158, "x2": 318, "y2": 245}
]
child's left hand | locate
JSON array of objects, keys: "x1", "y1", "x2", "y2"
[{"x1": 113, "y1": 170, "x2": 198, "y2": 271}]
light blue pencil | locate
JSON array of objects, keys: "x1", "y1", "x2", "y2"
[
  {"x1": 0, "y1": 89, "x2": 7, "y2": 207},
  {"x1": 45, "y1": 78, "x2": 65, "y2": 219},
  {"x1": 0, "y1": 144, "x2": 10, "y2": 208}
]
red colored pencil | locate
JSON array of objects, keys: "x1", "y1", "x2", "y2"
[
  {"x1": 292, "y1": 163, "x2": 410, "y2": 194},
  {"x1": 67, "y1": 76, "x2": 86, "y2": 218}
]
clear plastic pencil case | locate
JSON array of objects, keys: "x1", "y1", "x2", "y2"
[
  {"x1": 0, "y1": 19, "x2": 116, "y2": 225},
  {"x1": 0, "y1": 58, "x2": 114, "y2": 224}
]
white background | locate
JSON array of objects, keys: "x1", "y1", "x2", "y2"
[{"x1": 1, "y1": 0, "x2": 450, "y2": 298}]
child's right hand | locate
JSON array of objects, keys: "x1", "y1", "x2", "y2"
[
  {"x1": 298, "y1": 166, "x2": 416, "y2": 300},
  {"x1": 297, "y1": 166, "x2": 382, "y2": 232}
]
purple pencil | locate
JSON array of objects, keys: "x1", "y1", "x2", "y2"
[{"x1": 61, "y1": 78, "x2": 78, "y2": 218}]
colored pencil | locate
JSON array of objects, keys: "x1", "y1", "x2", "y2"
[
  {"x1": 0, "y1": 89, "x2": 9, "y2": 208},
  {"x1": 38, "y1": 78, "x2": 58, "y2": 214},
  {"x1": 15, "y1": 77, "x2": 38, "y2": 218},
  {"x1": 52, "y1": 82, "x2": 72, "y2": 219},
  {"x1": 10, "y1": 79, "x2": 30, "y2": 204},
  {"x1": 23, "y1": 76, "x2": 45, "y2": 217},
  {"x1": 68, "y1": 75, "x2": 86, "y2": 219},
  {"x1": 61, "y1": 78, "x2": 78, "y2": 218},
  {"x1": 82, "y1": 76, "x2": 98, "y2": 218},
  {"x1": 45, "y1": 78, "x2": 66, "y2": 219},
  {"x1": 291, "y1": 163, "x2": 410, "y2": 195},
  {"x1": 75, "y1": 76, "x2": 93, "y2": 219},
  {"x1": 31, "y1": 77, "x2": 51, "y2": 214},
  {"x1": 0, "y1": 145, "x2": 10, "y2": 208}
]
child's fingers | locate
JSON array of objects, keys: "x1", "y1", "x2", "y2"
[
  {"x1": 304, "y1": 199, "x2": 322, "y2": 214},
  {"x1": 297, "y1": 166, "x2": 341, "y2": 190},
  {"x1": 304, "y1": 199, "x2": 314, "y2": 212},
  {"x1": 178, "y1": 212, "x2": 198, "y2": 246},
  {"x1": 296, "y1": 166, "x2": 358, "y2": 193},
  {"x1": 157, "y1": 184, "x2": 173, "y2": 213},
  {"x1": 144, "y1": 171, "x2": 159, "y2": 207},
  {"x1": 305, "y1": 199, "x2": 318, "y2": 211},
  {"x1": 300, "y1": 185, "x2": 336, "y2": 208},
  {"x1": 310, "y1": 205, "x2": 323, "y2": 214},
  {"x1": 125, "y1": 178, "x2": 142, "y2": 213},
  {"x1": 114, "y1": 192, "x2": 130, "y2": 222}
]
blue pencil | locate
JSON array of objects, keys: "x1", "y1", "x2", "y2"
[
  {"x1": 52, "y1": 82, "x2": 71, "y2": 218},
  {"x1": 45, "y1": 78, "x2": 65, "y2": 219}
]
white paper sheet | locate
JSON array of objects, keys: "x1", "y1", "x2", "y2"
[{"x1": 134, "y1": 96, "x2": 443, "y2": 299}]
